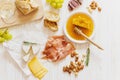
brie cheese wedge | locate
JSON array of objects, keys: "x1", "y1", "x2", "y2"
[{"x1": 23, "y1": 53, "x2": 30, "y2": 62}]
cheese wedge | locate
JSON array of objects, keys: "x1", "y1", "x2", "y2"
[
  {"x1": 38, "y1": 70, "x2": 48, "y2": 79},
  {"x1": 35, "y1": 68, "x2": 47, "y2": 77},
  {"x1": 15, "y1": 0, "x2": 39, "y2": 15},
  {"x1": 23, "y1": 53, "x2": 30, "y2": 62},
  {"x1": 28, "y1": 56, "x2": 48, "y2": 79}
]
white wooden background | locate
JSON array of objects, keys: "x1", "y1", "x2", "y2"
[{"x1": 0, "y1": 0, "x2": 120, "y2": 80}]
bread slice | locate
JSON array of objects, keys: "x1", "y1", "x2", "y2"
[
  {"x1": 44, "y1": 19, "x2": 58, "y2": 32},
  {"x1": 15, "y1": 0, "x2": 39, "y2": 15},
  {"x1": 44, "y1": 11, "x2": 60, "y2": 22}
]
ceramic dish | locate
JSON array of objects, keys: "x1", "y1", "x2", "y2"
[{"x1": 64, "y1": 12, "x2": 95, "y2": 44}]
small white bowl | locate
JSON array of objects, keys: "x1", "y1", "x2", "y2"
[{"x1": 64, "y1": 12, "x2": 95, "y2": 44}]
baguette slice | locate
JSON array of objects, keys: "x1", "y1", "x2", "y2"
[
  {"x1": 15, "y1": 0, "x2": 39, "y2": 15},
  {"x1": 44, "y1": 11, "x2": 60, "y2": 22},
  {"x1": 44, "y1": 19, "x2": 58, "y2": 32}
]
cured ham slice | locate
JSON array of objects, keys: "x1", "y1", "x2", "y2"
[{"x1": 42, "y1": 35, "x2": 75, "y2": 62}]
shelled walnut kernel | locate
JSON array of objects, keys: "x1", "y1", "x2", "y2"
[
  {"x1": 71, "y1": 52, "x2": 78, "y2": 58},
  {"x1": 98, "y1": 7, "x2": 102, "y2": 12},
  {"x1": 90, "y1": 1, "x2": 98, "y2": 10},
  {"x1": 87, "y1": 1, "x2": 102, "y2": 13},
  {"x1": 63, "y1": 61, "x2": 84, "y2": 76}
]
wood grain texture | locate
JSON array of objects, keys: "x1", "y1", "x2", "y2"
[{"x1": 0, "y1": 0, "x2": 44, "y2": 29}]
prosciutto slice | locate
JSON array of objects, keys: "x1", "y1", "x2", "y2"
[{"x1": 42, "y1": 35, "x2": 75, "y2": 62}]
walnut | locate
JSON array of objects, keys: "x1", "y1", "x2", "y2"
[
  {"x1": 98, "y1": 7, "x2": 102, "y2": 12},
  {"x1": 68, "y1": 70, "x2": 72, "y2": 74},
  {"x1": 75, "y1": 56, "x2": 79, "y2": 62},
  {"x1": 88, "y1": 0, "x2": 102, "y2": 13},
  {"x1": 63, "y1": 66, "x2": 67, "y2": 72},
  {"x1": 71, "y1": 52, "x2": 78, "y2": 58},
  {"x1": 77, "y1": 61, "x2": 81, "y2": 66},
  {"x1": 90, "y1": 1, "x2": 97, "y2": 10},
  {"x1": 79, "y1": 65, "x2": 84, "y2": 70},
  {"x1": 63, "y1": 52, "x2": 85, "y2": 76}
]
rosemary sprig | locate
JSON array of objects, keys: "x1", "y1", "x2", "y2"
[
  {"x1": 23, "y1": 41, "x2": 39, "y2": 45},
  {"x1": 85, "y1": 48, "x2": 90, "y2": 66}
]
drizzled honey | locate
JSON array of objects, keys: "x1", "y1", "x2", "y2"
[{"x1": 66, "y1": 13, "x2": 94, "y2": 40}]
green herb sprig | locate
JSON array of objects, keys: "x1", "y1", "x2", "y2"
[
  {"x1": 85, "y1": 48, "x2": 90, "y2": 66},
  {"x1": 23, "y1": 41, "x2": 39, "y2": 45}
]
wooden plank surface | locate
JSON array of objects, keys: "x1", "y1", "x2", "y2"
[
  {"x1": 0, "y1": 0, "x2": 118, "y2": 80},
  {"x1": 0, "y1": 0, "x2": 44, "y2": 29}
]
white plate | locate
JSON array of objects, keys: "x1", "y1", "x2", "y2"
[
  {"x1": 64, "y1": 12, "x2": 95, "y2": 44},
  {"x1": 3, "y1": 41, "x2": 32, "y2": 76}
]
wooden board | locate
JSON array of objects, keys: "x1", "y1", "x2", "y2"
[{"x1": 0, "y1": 0, "x2": 44, "y2": 29}]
